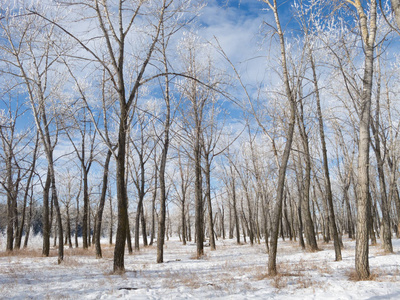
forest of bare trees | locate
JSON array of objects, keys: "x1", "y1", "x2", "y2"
[{"x1": 1, "y1": 0, "x2": 400, "y2": 281}]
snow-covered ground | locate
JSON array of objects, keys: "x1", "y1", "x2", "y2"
[{"x1": 1, "y1": 235, "x2": 400, "y2": 299}]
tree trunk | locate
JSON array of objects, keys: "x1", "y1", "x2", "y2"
[
  {"x1": 344, "y1": 182, "x2": 354, "y2": 239},
  {"x1": 75, "y1": 189, "x2": 80, "y2": 248},
  {"x1": 24, "y1": 188, "x2": 34, "y2": 248},
  {"x1": 283, "y1": 192, "x2": 292, "y2": 241},
  {"x1": 298, "y1": 204, "x2": 306, "y2": 250},
  {"x1": 16, "y1": 185, "x2": 27, "y2": 250},
  {"x1": 310, "y1": 54, "x2": 341, "y2": 259},
  {"x1": 109, "y1": 191, "x2": 113, "y2": 245},
  {"x1": 296, "y1": 94, "x2": 318, "y2": 251},
  {"x1": 149, "y1": 171, "x2": 157, "y2": 246},
  {"x1": 264, "y1": 0, "x2": 297, "y2": 276},
  {"x1": 6, "y1": 152, "x2": 14, "y2": 252},
  {"x1": 229, "y1": 199, "x2": 234, "y2": 239},
  {"x1": 126, "y1": 220, "x2": 133, "y2": 254},
  {"x1": 141, "y1": 207, "x2": 148, "y2": 246},
  {"x1": 50, "y1": 163, "x2": 64, "y2": 264},
  {"x1": 135, "y1": 195, "x2": 144, "y2": 251},
  {"x1": 157, "y1": 28, "x2": 171, "y2": 262},
  {"x1": 82, "y1": 168, "x2": 89, "y2": 249},
  {"x1": 371, "y1": 134, "x2": 392, "y2": 252},
  {"x1": 221, "y1": 206, "x2": 225, "y2": 240},
  {"x1": 370, "y1": 56, "x2": 392, "y2": 253},
  {"x1": 391, "y1": 0, "x2": 400, "y2": 28},
  {"x1": 204, "y1": 155, "x2": 216, "y2": 250},
  {"x1": 156, "y1": 88, "x2": 170, "y2": 263},
  {"x1": 369, "y1": 194, "x2": 378, "y2": 245},
  {"x1": 66, "y1": 206, "x2": 73, "y2": 248},
  {"x1": 181, "y1": 200, "x2": 187, "y2": 245},
  {"x1": 187, "y1": 207, "x2": 192, "y2": 242},
  {"x1": 194, "y1": 132, "x2": 204, "y2": 258},
  {"x1": 16, "y1": 151, "x2": 37, "y2": 249},
  {"x1": 231, "y1": 178, "x2": 240, "y2": 244},
  {"x1": 134, "y1": 150, "x2": 146, "y2": 251},
  {"x1": 354, "y1": 0, "x2": 377, "y2": 280},
  {"x1": 95, "y1": 149, "x2": 112, "y2": 258},
  {"x1": 113, "y1": 108, "x2": 129, "y2": 273},
  {"x1": 42, "y1": 169, "x2": 51, "y2": 256},
  {"x1": 261, "y1": 199, "x2": 269, "y2": 253}
]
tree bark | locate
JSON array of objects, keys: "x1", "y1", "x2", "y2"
[
  {"x1": 391, "y1": 0, "x2": 400, "y2": 28},
  {"x1": 149, "y1": 165, "x2": 157, "y2": 246},
  {"x1": 231, "y1": 176, "x2": 240, "y2": 244},
  {"x1": 354, "y1": 0, "x2": 377, "y2": 280},
  {"x1": 157, "y1": 36, "x2": 171, "y2": 263},
  {"x1": 75, "y1": 185, "x2": 81, "y2": 248},
  {"x1": 82, "y1": 167, "x2": 89, "y2": 249},
  {"x1": 204, "y1": 154, "x2": 216, "y2": 250},
  {"x1": 109, "y1": 192, "x2": 113, "y2": 245},
  {"x1": 66, "y1": 205, "x2": 73, "y2": 248},
  {"x1": 42, "y1": 169, "x2": 51, "y2": 256},
  {"x1": 194, "y1": 128, "x2": 204, "y2": 258},
  {"x1": 135, "y1": 155, "x2": 146, "y2": 251},
  {"x1": 310, "y1": 54, "x2": 342, "y2": 260},
  {"x1": 297, "y1": 108, "x2": 318, "y2": 251},
  {"x1": 95, "y1": 149, "x2": 112, "y2": 258},
  {"x1": 371, "y1": 53, "x2": 392, "y2": 253},
  {"x1": 261, "y1": 0, "x2": 297, "y2": 276},
  {"x1": 23, "y1": 187, "x2": 34, "y2": 248},
  {"x1": 113, "y1": 107, "x2": 129, "y2": 273},
  {"x1": 49, "y1": 162, "x2": 64, "y2": 264},
  {"x1": 15, "y1": 138, "x2": 38, "y2": 249},
  {"x1": 5, "y1": 151, "x2": 14, "y2": 252}
]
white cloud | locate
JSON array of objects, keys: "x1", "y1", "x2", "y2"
[{"x1": 196, "y1": 0, "x2": 271, "y2": 85}]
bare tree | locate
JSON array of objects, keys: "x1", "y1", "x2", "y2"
[
  {"x1": 58, "y1": 169, "x2": 80, "y2": 249},
  {"x1": 1, "y1": 5, "x2": 65, "y2": 262},
  {"x1": 129, "y1": 109, "x2": 157, "y2": 251},
  {"x1": 32, "y1": 0, "x2": 171, "y2": 272},
  {"x1": 261, "y1": 0, "x2": 297, "y2": 276},
  {"x1": 171, "y1": 144, "x2": 194, "y2": 245},
  {"x1": 201, "y1": 98, "x2": 227, "y2": 250},
  {"x1": 0, "y1": 99, "x2": 26, "y2": 251},
  {"x1": 222, "y1": 147, "x2": 241, "y2": 245},
  {"x1": 293, "y1": 0, "x2": 342, "y2": 259},
  {"x1": 370, "y1": 50, "x2": 392, "y2": 253},
  {"x1": 62, "y1": 107, "x2": 97, "y2": 249},
  {"x1": 349, "y1": 0, "x2": 378, "y2": 280},
  {"x1": 94, "y1": 148, "x2": 113, "y2": 258},
  {"x1": 176, "y1": 33, "x2": 221, "y2": 258}
]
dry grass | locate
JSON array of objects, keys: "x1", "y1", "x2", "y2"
[
  {"x1": 0, "y1": 243, "x2": 115, "y2": 259},
  {"x1": 65, "y1": 247, "x2": 94, "y2": 256},
  {"x1": 64, "y1": 244, "x2": 114, "y2": 258},
  {"x1": 0, "y1": 248, "x2": 57, "y2": 258},
  {"x1": 373, "y1": 248, "x2": 396, "y2": 256},
  {"x1": 138, "y1": 245, "x2": 157, "y2": 253},
  {"x1": 190, "y1": 252, "x2": 209, "y2": 260},
  {"x1": 347, "y1": 269, "x2": 378, "y2": 281},
  {"x1": 250, "y1": 259, "x2": 328, "y2": 291},
  {"x1": 62, "y1": 256, "x2": 82, "y2": 267},
  {"x1": 178, "y1": 271, "x2": 202, "y2": 289},
  {"x1": 4, "y1": 237, "x2": 400, "y2": 298},
  {"x1": 143, "y1": 269, "x2": 204, "y2": 290},
  {"x1": 270, "y1": 273, "x2": 289, "y2": 289},
  {"x1": 348, "y1": 266, "x2": 400, "y2": 282}
]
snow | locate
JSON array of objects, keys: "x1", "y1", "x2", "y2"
[{"x1": 1, "y1": 236, "x2": 400, "y2": 299}]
